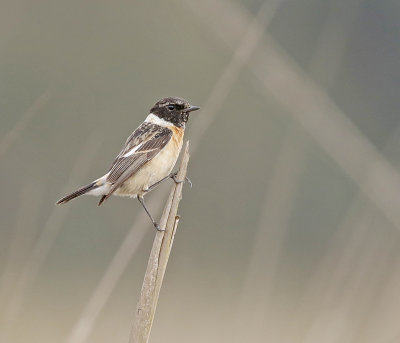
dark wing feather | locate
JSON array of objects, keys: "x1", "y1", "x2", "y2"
[
  {"x1": 99, "y1": 123, "x2": 172, "y2": 204},
  {"x1": 107, "y1": 122, "x2": 160, "y2": 170}
]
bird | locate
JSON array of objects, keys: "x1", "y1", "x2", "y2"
[{"x1": 56, "y1": 96, "x2": 200, "y2": 230}]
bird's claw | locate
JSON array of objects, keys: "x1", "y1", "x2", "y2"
[
  {"x1": 171, "y1": 172, "x2": 192, "y2": 188},
  {"x1": 155, "y1": 223, "x2": 165, "y2": 232}
]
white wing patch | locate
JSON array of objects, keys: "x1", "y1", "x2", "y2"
[
  {"x1": 121, "y1": 114, "x2": 171, "y2": 158},
  {"x1": 122, "y1": 142, "x2": 144, "y2": 157}
]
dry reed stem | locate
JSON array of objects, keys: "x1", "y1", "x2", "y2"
[{"x1": 129, "y1": 141, "x2": 190, "y2": 343}]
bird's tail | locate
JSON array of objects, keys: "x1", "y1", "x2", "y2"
[{"x1": 56, "y1": 181, "x2": 99, "y2": 205}]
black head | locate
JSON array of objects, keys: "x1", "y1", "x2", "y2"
[{"x1": 150, "y1": 97, "x2": 200, "y2": 127}]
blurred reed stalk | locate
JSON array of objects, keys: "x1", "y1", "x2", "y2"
[
  {"x1": 0, "y1": 131, "x2": 102, "y2": 335},
  {"x1": 187, "y1": 1, "x2": 400, "y2": 341},
  {"x1": 129, "y1": 141, "x2": 190, "y2": 343},
  {"x1": 0, "y1": 87, "x2": 52, "y2": 159},
  {"x1": 185, "y1": 0, "x2": 400, "y2": 231},
  {"x1": 235, "y1": 124, "x2": 308, "y2": 342},
  {"x1": 186, "y1": 0, "x2": 284, "y2": 148},
  {"x1": 308, "y1": 0, "x2": 363, "y2": 88},
  {"x1": 0, "y1": 178, "x2": 44, "y2": 310},
  {"x1": 299, "y1": 129, "x2": 400, "y2": 343}
]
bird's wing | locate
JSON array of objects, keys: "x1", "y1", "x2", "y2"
[{"x1": 99, "y1": 122, "x2": 172, "y2": 204}]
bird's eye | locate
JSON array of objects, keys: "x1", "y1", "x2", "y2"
[{"x1": 167, "y1": 105, "x2": 175, "y2": 111}]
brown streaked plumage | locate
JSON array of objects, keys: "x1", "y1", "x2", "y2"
[{"x1": 56, "y1": 97, "x2": 199, "y2": 230}]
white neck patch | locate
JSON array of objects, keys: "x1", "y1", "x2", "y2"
[{"x1": 145, "y1": 113, "x2": 171, "y2": 127}]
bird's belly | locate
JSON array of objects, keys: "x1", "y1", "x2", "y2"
[{"x1": 115, "y1": 134, "x2": 182, "y2": 197}]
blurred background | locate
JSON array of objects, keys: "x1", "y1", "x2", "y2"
[{"x1": 1, "y1": 0, "x2": 400, "y2": 342}]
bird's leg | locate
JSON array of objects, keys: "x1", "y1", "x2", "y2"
[
  {"x1": 146, "y1": 172, "x2": 192, "y2": 193},
  {"x1": 146, "y1": 174, "x2": 173, "y2": 192},
  {"x1": 137, "y1": 195, "x2": 164, "y2": 231}
]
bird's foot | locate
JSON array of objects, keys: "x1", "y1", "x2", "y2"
[
  {"x1": 170, "y1": 172, "x2": 192, "y2": 188},
  {"x1": 154, "y1": 222, "x2": 165, "y2": 232}
]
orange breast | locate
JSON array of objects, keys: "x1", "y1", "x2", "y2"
[{"x1": 170, "y1": 126, "x2": 184, "y2": 147}]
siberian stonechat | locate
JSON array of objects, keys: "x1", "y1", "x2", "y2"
[{"x1": 56, "y1": 97, "x2": 200, "y2": 230}]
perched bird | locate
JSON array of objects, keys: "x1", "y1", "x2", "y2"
[{"x1": 56, "y1": 97, "x2": 200, "y2": 230}]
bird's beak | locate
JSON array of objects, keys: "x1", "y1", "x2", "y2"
[{"x1": 186, "y1": 105, "x2": 200, "y2": 113}]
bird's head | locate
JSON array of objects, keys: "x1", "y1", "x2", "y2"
[{"x1": 150, "y1": 97, "x2": 200, "y2": 127}]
